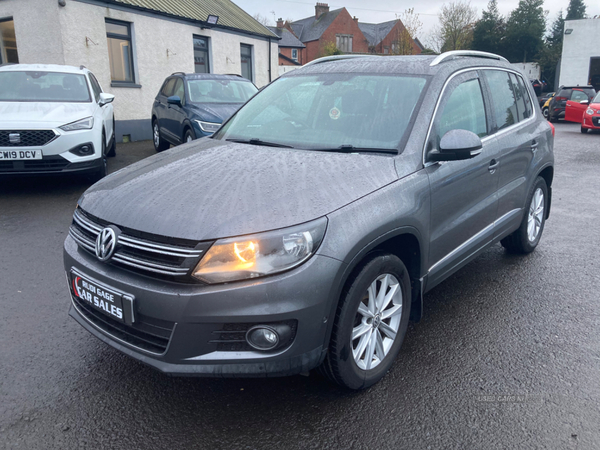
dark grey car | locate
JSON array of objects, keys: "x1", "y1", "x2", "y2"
[{"x1": 64, "y1": 51, "x2": 554, "y2": 389}]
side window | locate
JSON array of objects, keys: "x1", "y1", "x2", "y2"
[
  {"x1": 571, "y1": 90, "x2": 588, "y2": 102},
  {"x1": 484, "y1": 70, "x2": 518, "y2": 130},
  {"x1": 509, "y1": 73, "x2": 527, "y2": 122},
  {"x1": 88, "y1": 73, "x2": 103, "y2": 102},
  {"x1": 517, "y1": 75, "x2": 534, "y2": 119},
  {"x1": 161, "y1": 78, "x2": 176, "y2": 97},
  {"x1": 436, "y1": 78, "x2": 487, "y2": 142},
  {"x1": 173, "y1": 78, "x2": 185, "y2": 104}
]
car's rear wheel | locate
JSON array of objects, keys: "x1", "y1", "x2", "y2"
[
  {"x1": 153, "y1": 120, "x2": 170, "y2": 152},
  {"x1": 501, "y1": 176, "x2": 548, "y2": 254},
  {"x1": 319, "y1": 254, "x2": 411, "y2": 390}
]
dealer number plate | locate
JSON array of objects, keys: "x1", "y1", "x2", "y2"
[
  {"x1": 0, "y1": 150, "x2": 43, "y2": 160},
  {"x1": 71, "y1": 271, "x2": 125, "y2": 323}
]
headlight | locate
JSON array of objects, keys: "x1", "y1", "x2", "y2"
[
  {"x1": 586, "y1": 108, "x2": 594, "y2": 115},
  {"x1": 195, "y1": 120, "x2": 221, "y2": 134},
  {"x1": 192, "y1": 217, "x2": 327, "y2": 284},
  {"x1": 60, "y1": 117, "x2": 94, "y2": 131}
]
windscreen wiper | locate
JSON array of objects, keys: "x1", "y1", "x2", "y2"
[
  {"x1": 310, "y1": 145, "x2": 398, "y2": 154},
  {"x1": 226, "y1": 138, "x2": 293, "y2": 148}
]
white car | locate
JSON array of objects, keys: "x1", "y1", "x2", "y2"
[{"x1": 0, "y1": 64, "x2": 115, "y2": 180}]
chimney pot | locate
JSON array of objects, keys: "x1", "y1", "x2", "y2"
[{"x1": 276, "y1": 18, "x2": 284, "y2": 28}]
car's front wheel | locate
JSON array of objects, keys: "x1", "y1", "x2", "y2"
[
  {"x1": 319, "y1": 253, "x2": 411, "y2": 390},
  {"x1": 90, "y1": 132, "x2": 108, "y2": 182},
  {"x1": 501, "y1": 176, "x2": 548, "y2": 254},
  {"x1": 542, "y1": 107, "x2": 549, "y2": 119},
  {"x1": 107, "y1": 119, "x2": 116, "y2": 157},
  {"x1": 153, "y1": 120, "x2": 170, "y2": 152},
  {"x1": 184, "y1": 128, "x2": 195, "y2": 143},
  {"x1": 581, "y1": 126, "x2": 588, "y2": 134}
]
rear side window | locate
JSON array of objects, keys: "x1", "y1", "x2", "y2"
[
  {"x1": 484, "y1": 70, "x2": 518, "y2": 130},
  {"x1": 571, "y1": 90, "x2": 588, "y2": 102},
  {"x1": 161, "y1": 78, "x2": 176, "y2": 96},
  {"x1": 510, "y1": 73, "x2": 533, "y2": 120},
  {"x1": 437, "y1": 78, "x2": 487, "y2": 140}
]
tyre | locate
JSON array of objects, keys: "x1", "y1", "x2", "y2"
[
  {"x1": 107, "y1": 119, "x2": 116, "y2": 157},
  {"x1": 184, "y1": 128, "x2": 195, "y2": 143},
  {"x1": 501, "y1": 176, "x2": 548, "y2": 254},
  {"x1": 542, "y1": 107, "x2": 549, "y2": 120},
  {"x1": 549, "y1": 115, "x2": 558, "y2": 123},
  {"x1": 581, "y1": 126, "x2": 588, "y2": 134},
  {"x1": 153, "y1": 120, "x2": 169, "y2": 152},
  {"x1": 319, "y1": 253, "x2": 411, "y2": 390}
]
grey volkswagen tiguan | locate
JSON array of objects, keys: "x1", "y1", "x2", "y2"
[{"x1": 65, "y1": 51, "x2": 555, "y2": 389}]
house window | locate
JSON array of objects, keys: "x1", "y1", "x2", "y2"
[
  {"x1": 0, "y1": 18, "x2": 19, "y2": 64},
  {"x1": 193, "y1": 36, "x2": 210, "y2": 73},
  {"x1": 336, "y1": 34, "x2": 353, "y2": 53},
  {"x1": 241, "y1": 44, "x2": 253, "y2": 81},
  {"x1": 105, "y1": 19, "x2": 135, "y2": 83},
  {"x1": 291, "y1": 48, "x2": 298, "y2": 61},
  {"x1": 383, "y1": 47, "x2": 389, "y2": 55}
]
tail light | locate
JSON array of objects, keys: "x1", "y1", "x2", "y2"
[{"x1": 549, "y1": 121, "x2": 555, "y2": 137}]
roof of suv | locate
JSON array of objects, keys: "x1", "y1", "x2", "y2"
[
  {"x1": 0, "y1": 64, "x2": 88, "y2": 74},
  {"x1": 285, "y1": 52, "x2": 517, "y2": 79},
  {"x1": 172, "y1": 73, "x2": 252, "y2": 82}
]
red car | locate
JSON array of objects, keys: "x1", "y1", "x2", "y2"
[{"x1": 565, "y1": 90, "x2": 600, "y2": 133}]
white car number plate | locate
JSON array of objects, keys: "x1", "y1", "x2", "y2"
[{"x1": 0, "y1": 150, "x2": 43, "y2": 160}]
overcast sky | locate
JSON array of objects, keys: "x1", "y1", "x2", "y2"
[{"x1": 234, "y1": 0, "x2": 600, "y2": 46}]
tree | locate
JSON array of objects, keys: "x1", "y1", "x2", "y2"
[
  {"x1": 253, "y1": 13, "x2": 271, "y2": 26},
  {"x1": 538, "y1": 11, "x2": 565, "y2": 89},
  {"x1": 431, "y1": 1, "x2": 478, "y2": 53},
  {"x1": 472, "y1": 0, "x2": 507, "y2": 57},
  {"x1": 504, "y1": 0, "x2": 546, "y2": 63},
  {"x1": 566, "y1": 0, "x2": 586, "y2": 20},
  {"x1": 319, "y1": 41, "x2": 342, "y2": 57},
  {"x1": 391, "y1": 8, "x2": 423, "y2": 55}
]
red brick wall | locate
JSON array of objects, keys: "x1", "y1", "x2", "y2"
[{"x1": 278, "y1": 47, "x2": 304, "y2": 65}]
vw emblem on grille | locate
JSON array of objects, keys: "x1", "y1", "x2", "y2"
[
  {"x1": 95, "y1": 227, "x2": 118, "y2": 261},
  {"x1": 9, "y1": 133, "x2": 21, "y2": 144}
]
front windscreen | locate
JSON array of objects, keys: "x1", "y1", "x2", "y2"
[
  {"x1": 213, "y1": 73, "x2": 427, "y2": 151},
  {"x1": 187, "y1": 79, "x2": 258, "y2": 104},
  {"x1": 0, "y1": 71, "x2": 91, "y2": 102}
]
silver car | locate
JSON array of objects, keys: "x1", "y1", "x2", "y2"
[{"x1": 64, "y1": 51, "x2": 554, "y2": 389}]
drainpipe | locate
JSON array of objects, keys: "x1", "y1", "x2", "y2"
[{"x1": 268, "y1": 37, "x2": 272, "y2": 82}]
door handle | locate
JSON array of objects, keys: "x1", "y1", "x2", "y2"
[
  {"x1": 531, "y1": 140, "x2": 539, "y2": 152},
  {"x1": 488, "y1": 159, "x2": 499, "y2": 173}
]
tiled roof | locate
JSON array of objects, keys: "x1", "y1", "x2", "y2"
[
  {"x1": 290, "y1": 8, "x2": 343, "y2": 42},
  {"x1": 358, "y1": 20, "x2": 397, "y2": 47},
  {"x1": 267, "y1": 26, "x2": 306, "y2": 48},
  {"x1": 108, "y1": 0, "x2": 278, "y2": 38}
]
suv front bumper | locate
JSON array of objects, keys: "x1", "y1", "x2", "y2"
[{"x1": 64, "y1": 235, "x2": 343, "y2": 377}]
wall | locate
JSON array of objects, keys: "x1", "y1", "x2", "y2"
[
  {"x1": 376, "y1": 21, "x2": 422, "y2": 56},
  {"x1": 510, "y1": 63, "x2": 541, "y2": 80},
  {"x1": 0, "y1": 0, "x2": 65, "y2": 64},
  {"x1": 559, "y1": 19, "x2": 600, "y2": 87},
  {"x1": 279, "y1": 47, "x2": 303, "y2": 65}
]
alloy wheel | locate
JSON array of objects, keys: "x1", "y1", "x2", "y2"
[
  {"x1": 351, "y1": 273, "x2": 403, "y2": 370},
  {"x1": 153, "y1": 123, "x2": 160, "y2": 147},
  {"x1": 527, "y1": 187, "x2": 544, "y2": 242}
]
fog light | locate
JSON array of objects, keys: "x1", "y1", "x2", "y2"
[
  {"x1": 68, "y1": 142, "x2": 95, "y2": 157},
  {"x1": 246, "y1": 326, "x2": 279, "y2": 350}
]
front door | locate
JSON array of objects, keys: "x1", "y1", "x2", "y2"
[
  {"x1": 564, "y1": 89, "x2": 590, "y2": 123},
  {"x1": 425, "y1": 70, "x2": 500, "y2": 289}
]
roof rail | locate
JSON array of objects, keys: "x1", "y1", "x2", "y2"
[
  {"x1": 79, "y1": 65, "x2": 87, "y2": 70},
  {"x1": 303, "y1": 54, "x2": 379, "y2": 67},
  {"x1": 430, "y1": 50, "x2": 508, "y2": 67},
  {"x1": 171, "y1": 72, "x2": 186, "y2": 76}
]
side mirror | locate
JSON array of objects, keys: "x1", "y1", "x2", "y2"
[
  {"x1": 429, "y1": 129, "x2": 483, "y2": 162},
  {"x1": 99, "y1": 92, "x2": 115, "y2": 107},
  {"x1": 167, "y1": 95, "x2": 182, "y2": 106}
]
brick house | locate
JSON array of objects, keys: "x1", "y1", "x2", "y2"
[
  {"x1": 358, "y1": 20, "x2": 422, "y2": 55},
  {"x1": 287, "y1": 3, "x2": 369, "y2": 63},
  {"x1": 268, "y1": 19, "x2": 306, "y2": 66}
]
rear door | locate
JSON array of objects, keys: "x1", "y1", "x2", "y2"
[
  {"x1": 425, "y1": 70, "x2": 501, "y2": 289},
  {"x1": 482, "y1": 69, "x2": 541, "y2": 239},
  {"x1": 565, "y1": 89, "x2": 590, "y2": 123}
]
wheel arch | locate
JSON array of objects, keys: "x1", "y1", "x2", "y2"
[{"x1": 322, "y1": 228, "x2": 425, "y2": 354}]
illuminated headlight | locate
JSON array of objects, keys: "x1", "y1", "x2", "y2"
[
  {"x1": 192, "y1": 217, "x2": 327, "y2": 284},
  {"x1": 60, "y1": 117, "x2": 94, "y2": 131},
  {"x1": 586, "y1": 108, "x2": 595, "y2": 115},
  {"x1": 196, "y1": 120, "x2": 221, "y2": 134}
]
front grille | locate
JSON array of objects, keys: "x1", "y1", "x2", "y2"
[
  {"x1": 0, "y1": 155, "x2": 70, "y2": 173},
  {"x1": 72, "y1": 293, "x2": 174, "y2": 354},
  {"x1": 593, "y1": 117, "x2": 600, "y2": 127},
  {"x1": 0, "y1": 130, "x2": 57, "y2": 147},
  {"x1": 69, "y1": 208, "x2": 213, "y2": 281},
  {"x1": 210, "y1": 321, "x2": 298, "y2": 352}
]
